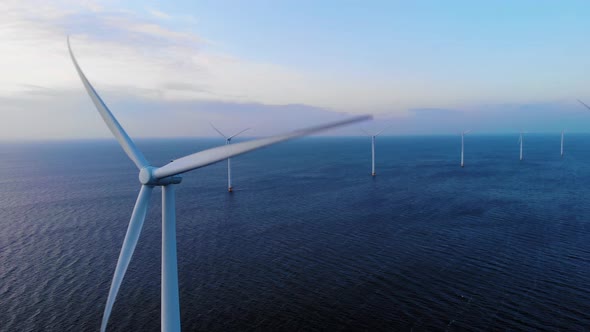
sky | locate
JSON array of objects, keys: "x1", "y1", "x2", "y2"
[{"x1": 2, "y1": 0, "x2": 590, "y2": 139}]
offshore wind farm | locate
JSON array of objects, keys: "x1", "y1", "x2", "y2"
[
  {"x1": 4, "y1": 133, "x2": 590, "y2": 331},
  {"x1": 4, "y1": 1, "x2": 590, "y2": 332}
]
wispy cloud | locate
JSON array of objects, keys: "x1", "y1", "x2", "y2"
[
  {"x1": 0, "y1": 0, "x2": 430, "y2": 114},
  {"x1": 146, "y1": 8, "x2": 172, "y2": 20},
  {"x1": 383, "y1": 101, "x2": 590, "y2": 135},
  {"x1": 0, "y1": 89, "x2": 359, "y2": 140},
  {"x1": 1, "y1": 0, "x2": 588, "y2": 139},
  {"x1": 0, "y1": 0, "x2": 374, "y2": 140}
]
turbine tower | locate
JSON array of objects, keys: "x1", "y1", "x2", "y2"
[
  {"x1": 561, "y1": 129, "x2": 564, "y2": 158},
  {"x1": 67, "y1": 38, "x2": 371, "y2": 332},
  {"x1": 577, "y1": 99, "x2": 590, "y2": 158},
  {"x1": 362, "y1": 127, "x2": 388, "y2": 176},
  {"x1": 460, "y1": 130, "x2": 472, "y2": 168},
  {"x1": 210, "y1": 123, "x2": 249, "y2": 192},
  {"x1": 518, "y1": 131, "x2": 524, "y2": 161}
]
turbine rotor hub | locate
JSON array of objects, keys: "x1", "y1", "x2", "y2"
[{"x1": 139, "y1": 167, "x2": 182, "y2": 186}]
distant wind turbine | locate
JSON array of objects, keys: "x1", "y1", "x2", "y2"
[
  {"x1": 210, "y1": 123, "x2": 250, "y2": 192},
  {"x1": 362, "y1": 127, "x2": 389, "y2": 176},
  {"x1": 561, "y1": 129, "x2": 565, "y2": 158},
  {"x1": 518, "y1": 131, "x2": 525, "y2": 161},
  {"x1": 460, "y1": 130, "x2": 472, "y2": 168},
  {"x1": 577, "y1": 98, "x2": 590, "y2": 157},
  {"x1": 68, "y1": 38, "x2": 371, "y2": 332}
]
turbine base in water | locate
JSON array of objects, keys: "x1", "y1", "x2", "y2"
[
  {"x1": 371, "y1": 172, "x2": 376, "y2": 176},
  {"x1": 228, "y1": 187, "x2": 233, "y2": 192}
]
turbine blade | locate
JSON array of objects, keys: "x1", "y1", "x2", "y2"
[
  {"x1": 375, "y1": 125, "x2": 391, "y2": 137},
  {"x1": 228, "y1": 127, "x2": 250, "y2": 139},
  {"x1": 209, "y1": 122, "x2": 227, "y2": 139},
  {"x1": 100, "y1": 185, "x2": 153, "y2": 332},
  {"x1": 360, "y1": 128, "x2": 371, "y2": 137},
  {"x1": 578, "y1": 99, "x2": 590, "y2": 110},
  {"x1": 464, "y1": 129, "x2": 472, "y2": 135},
  {"x1": 67, "y1": 37, "x2": 149, "y2": 170},
  {"x1": 154, "y1": 115, "x2": 372, "y2": 179}
]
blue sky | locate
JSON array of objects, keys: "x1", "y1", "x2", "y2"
[
  {"x1": 148, "y1": 1, "x2": 590, "y2": 79},
  {"x1": 1, "y1": 0, "x2": 590, "y2": 139}
]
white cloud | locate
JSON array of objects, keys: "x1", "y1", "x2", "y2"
[
  {"x1": 1, "y1": 1, "x2": 582, "y2": 140},
  {"x1": 146, "y1": 8, "x2": 172, "y2": 20},
  {"x1": 0, "y1": 0, "x2": 378, "y2": 139},
  {"x1": 0, "y1": 0, "x2": 419, "y2": 115}
]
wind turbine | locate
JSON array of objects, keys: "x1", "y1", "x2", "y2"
[
  {"x1": 561, "y1": 129, "x2": 565, "y2": 158},
  {"x1": 361, "y1": 127, "x2": 389, "y2": 176},
  {"x1": 67, "y1": 38, "x2": 371, "y2": 332},
  {"x1": 460, "y1": 130, "x2": 472, "y2": 168},
  {"x1": 518, "y1": 131, "x2": 525, "y2": 161},
  {"x1": 210, "y1": 123, "x2": 249, "y2": 192},
  {"x1": 575, "y1": 98, "x2": 590, "y2": 156}
]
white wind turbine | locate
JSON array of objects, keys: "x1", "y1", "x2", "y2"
[
  {"x1": 361, "y1": 127, "x2": 389, "y2": 176},
  {"x1": 67, "y1": 38, "x2": 371, "y2": 332},
  {"x1": 577, "y1": 98, "x2": 590, "y2": 156},
  {"x1": 561, "y1": 129, "x2": 565, "y2": 158},
  {"x1": 209, "y1": 123, "x2": 250, "y2": 192},
  {"x1": 460, "y1": 130, "x2": 472, "y2": 168},
  {"x1": 518, "y1": 131, "x2": 525, "y2": 161}
]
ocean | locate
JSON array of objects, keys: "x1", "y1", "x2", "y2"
[{"x1": 1, "y1": 135, "x2": 590, "y2": 331}]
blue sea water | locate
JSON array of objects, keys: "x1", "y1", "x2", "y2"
[{"x1": 1, "y1": 135, "x2": 590, "y2": 331}]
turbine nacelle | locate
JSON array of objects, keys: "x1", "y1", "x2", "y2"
[{"x1": 139, "y1": 167, "x2": 182, "y2": 186}]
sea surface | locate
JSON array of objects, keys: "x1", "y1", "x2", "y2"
[{"x1": 1, "y1": 135, "x2": 590, "y2": 331}]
